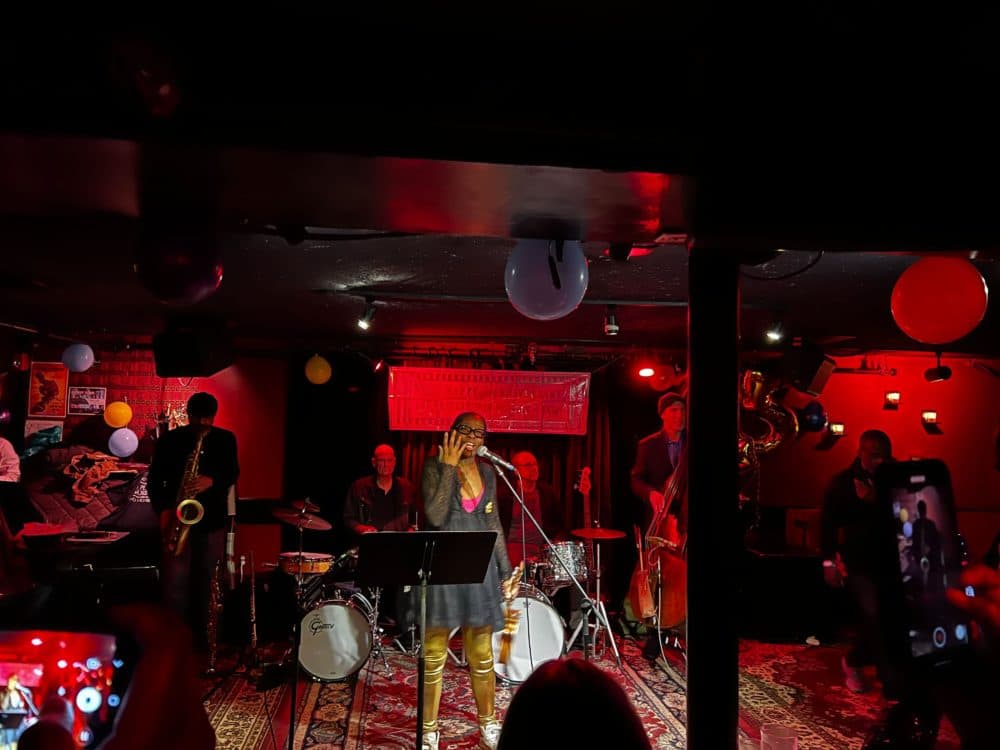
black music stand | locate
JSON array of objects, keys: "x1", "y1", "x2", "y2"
[
  {"x1": 1, "y1": 710, "x2": 27, "y2": 730},
  {"x1": 356, "y1": 530, "x2": 497, "y2": 750}
]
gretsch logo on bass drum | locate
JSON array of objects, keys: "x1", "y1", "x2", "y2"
[{"x1": 309, "y1": 616, "x2": 336, "y2": 635}]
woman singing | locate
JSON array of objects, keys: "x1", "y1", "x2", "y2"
[{"x1": 420, "y1": 412, "x2": 516, "y2": 750}]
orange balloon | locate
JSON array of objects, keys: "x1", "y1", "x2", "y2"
[
  {"x1": 304, "y1": 355, "x2": 332, "y2": 385},
  {"x1": 104, "y1": 401, "x2": 133, "y2": 428},
  {"x1": 891, "y1": 257, "x2": 988, "y2": 345}
]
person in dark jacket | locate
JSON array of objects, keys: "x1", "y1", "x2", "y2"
[
  {"x1": 147, "y1": 392, "x2": 239, "y2": 642},
  {"x1": 820, "y1": 428, "x2": 892, "y2": 693}
]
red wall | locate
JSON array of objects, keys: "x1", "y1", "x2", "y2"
[
  {"x1": 194, "y1": 358, "x2": 287, "y2": 499},
  {"x1": 62, "y1": 346, "x2": 286, "y2": 499},
  {"x1": 759, "y1": 353, "x2": 1000, "y2": 555}
]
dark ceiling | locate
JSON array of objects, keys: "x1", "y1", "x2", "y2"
[
  {"x1": 1, "y1": 17, "x2": 999, "y2": 360},
  {"x1": 0, "y1": 216, "x2": 996, "y2": 359}
]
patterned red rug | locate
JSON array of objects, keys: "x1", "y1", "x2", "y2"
[
  {"x1": 299, "y1": 637, "x2": 686, "y2": 749},
  {"x1": 737, "y1": 641, "x2": 960, "y2": 750},
  {"x1": 217, "y1": 638, "x2": 963, "y2": 749}
]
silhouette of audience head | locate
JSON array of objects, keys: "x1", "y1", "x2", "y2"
[
  {"x1": 497, "y1": 657, "x2": 652, "y2": 749},
  {"x1": 16, "y1": 695, "x2": 74, "y2": 750}
]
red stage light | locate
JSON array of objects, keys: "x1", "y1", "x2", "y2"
[{"x1": 638, "y1": 367, "x2": 655, "y2": 378}]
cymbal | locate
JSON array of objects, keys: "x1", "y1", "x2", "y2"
[
  {"x1": 290, "y1": 498, "x2": 320, "y2": 513},
  {"x1": 571, "y1": 527, "x2": 626, "y2": 541},
  {"x1": 272, "y1": 508, "x2": 332, "y2": 531}
]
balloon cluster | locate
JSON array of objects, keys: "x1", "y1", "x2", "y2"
[{"x1": 103, "y1": 401, "x2": 137, "y2": 457}]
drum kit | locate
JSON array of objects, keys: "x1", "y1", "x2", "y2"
[
  {"x1": 493, "y1": 526, "x2": 626, "y2": 683},
  {"x1": 266, "y1": 497, "x2": 629, "y2": 688},
  {"x1": 269, "y1": 500, "x2": 391, "y2": 683}
]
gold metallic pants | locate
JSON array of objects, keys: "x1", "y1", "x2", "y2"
[{"x1": 422, "y1": 626, "x2": 495, "y2": 733}]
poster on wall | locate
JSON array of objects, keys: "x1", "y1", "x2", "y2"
[
  {"x1": 68, "y1": 386, "x2": 107, "y2": 416},
  {"x1": 27, "y1": 362, "x2": 69, "y2": 418}
]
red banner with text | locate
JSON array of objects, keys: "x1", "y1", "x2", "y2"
[{"x1": 388, "y1": 366, "x2": 590, "y2": 435}]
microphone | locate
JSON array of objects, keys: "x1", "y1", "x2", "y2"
[{"x1": 476, "y1": 445, "x2": 516, "y2": 471}]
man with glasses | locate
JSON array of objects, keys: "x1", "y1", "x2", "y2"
[
  {"x1": 500, "y1": 451, "x2": 567, "y2": 569},
  {"x1": 343, "y1": 443, "x2": 417, "y2": 537}
]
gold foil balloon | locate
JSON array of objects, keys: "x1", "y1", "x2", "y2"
[
  {"x1": 304, "y1": 355, "x2": 332, "y2": 385},
  {"x1": 738, "y1": 373, "x2": 800, "y2": 460},
  {"x1": 104, "y1": 401, "x2": 133, "y2": 428}
]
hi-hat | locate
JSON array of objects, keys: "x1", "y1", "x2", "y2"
[
  {"x1": 290, "y1": 498, "x2": 320, "y2": 513},
  {"x1": 571, "y1": 527, "x2": 626, "y2": 541},
  {"x1": 273, "y1": 508, "x2": 332, "y2": 531}
]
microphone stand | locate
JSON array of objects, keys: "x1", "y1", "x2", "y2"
[{"x1": 492, "y1": 462, "x2": 621, "y2": 668}]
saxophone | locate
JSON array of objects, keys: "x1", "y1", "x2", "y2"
[{"x1": 165, "y1": 425, "x2": 209, "y2": 556}]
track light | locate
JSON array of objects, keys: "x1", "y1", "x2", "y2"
[
  {"x1": 765, "y1": 324, "x2": 784, "y2": 343},
  {"x1": 357, "y1": 299, "x2": 376, "y2": 331},
  {"x1": 603, "y1": 305, "x2": 619, "y2": 336}
]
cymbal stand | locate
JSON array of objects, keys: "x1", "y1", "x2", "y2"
[
  {"x1": 367, "y1": 586, "x2": 394, "y2": 678},
  {"x1": 568, "y1": 535, "x2": 611, "y2": 658},
  {"x1": 494, "y1": 466, "x2": 621, "y2": 669},
  {"x1": 284, "y1": 517, "x2": 307, "y2": 750}
]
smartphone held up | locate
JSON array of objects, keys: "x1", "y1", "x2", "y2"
[
  {"x1": 0, "y1": 627, "x2": 135, "y2": 748},
  {"x1": 876, "y1": 459, "x2": 972, "y2": 668}
]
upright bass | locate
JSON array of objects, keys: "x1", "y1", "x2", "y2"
[{"x1": 629, "y1": 451, "x2": 687, "y2": 629}]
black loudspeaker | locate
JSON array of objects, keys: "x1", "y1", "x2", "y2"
[
  {"x1": 783, "y1": 345, "x2": 836, "y2": 396},
  {"x1": 152, "y1": 325, "x2": 234, "y2": 377}
]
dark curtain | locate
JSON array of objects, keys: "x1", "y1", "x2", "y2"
[{"x1": 393, "y1": 369, "x2": 613, "y2": 535}]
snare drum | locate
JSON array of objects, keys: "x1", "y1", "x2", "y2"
[
  {"x1": 539, "y1": 541, "x2": 588, "y2": 590},
  {"x1": 493, "y1": 583, "x2": 565, "y2": 684},
  {"x1": 298, "y1": 593, "x2": 374, "y2": 681},
  {"x1": 278, "y1": 552, "x2": 334, "y2": 576}
]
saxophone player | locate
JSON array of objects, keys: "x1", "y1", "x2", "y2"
[{"x1": 148, "y1": 392, "x2": 240, "y2": 647}]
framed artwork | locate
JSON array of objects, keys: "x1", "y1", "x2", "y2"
[
  {"x1": 27, "y1": 361, "x2": 69, "y2": 418},
  {"x1": 68, "y1": 386, "x2": 108, "y2": 415}
]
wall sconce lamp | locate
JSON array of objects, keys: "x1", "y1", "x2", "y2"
[
  {"x1": 884, "y1": 391, "x2": 901, "y2": 410},
  {"x1": 921, "y1": 410, "x2": 942, "y2": 434},
  {"x1": 357, "y1": 298, "x2": 377, "y2": 331},
  {"x1": 816, "y1": 421, "x2": 846, "y2": 450}
]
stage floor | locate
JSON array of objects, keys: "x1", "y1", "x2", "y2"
[{"x1": 202, "y1": 635, "x2": 961, "y2": 749}]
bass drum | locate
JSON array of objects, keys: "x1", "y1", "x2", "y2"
[
  {"x1": 493, "y1": 583, "x2": 565, "y2": 684},
  {"x1": 298, "y1": 594, "x2": 373, "y2": 681}
]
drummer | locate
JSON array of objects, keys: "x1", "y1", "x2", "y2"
[
  {"x1": 499, "y1": 451, "x2": 584, "y2": 636},
  {"x1": 343, "y1": 444, "x2": 418, "y2": 630},
  {"x1": 499, "y1": 451, "x2": 567, "y2": 567},
  {"x1": 343, "y1": 444, "x2": 418, "y2": 537}
]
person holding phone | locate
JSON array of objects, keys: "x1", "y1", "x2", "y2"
[{"x1": 419, "y1": 412, "x2": 517, "y2": 750}]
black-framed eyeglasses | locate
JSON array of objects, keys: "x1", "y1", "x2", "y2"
[{"x1": 454, "y1": 424, "x2": 486, "y2": 438}]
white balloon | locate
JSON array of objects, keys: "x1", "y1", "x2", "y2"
[
  {"x1": 504, "y1": 239, "x2": 589, "y2": 321},
  {"x1": 108, "y1": 428, "x2": 139, "y2": 458}
]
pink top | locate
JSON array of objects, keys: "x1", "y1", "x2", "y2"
[{"x1": 462, "y1": 485, "x2": 484, "y2": 513}]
